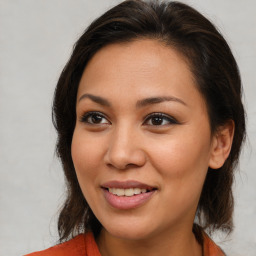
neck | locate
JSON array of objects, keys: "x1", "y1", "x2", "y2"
[{"x1": 97, "y1": 225, "x2": 202, "y2": 256}]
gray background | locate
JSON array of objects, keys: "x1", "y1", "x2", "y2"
[{"x1": 0, "y1": 0, "x2": 255, "y2": 255}]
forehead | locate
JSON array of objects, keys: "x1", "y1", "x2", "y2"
[
  {"x1": 81, "y1": 39, "x2": 193, "y2": 82},
  {"x1": 77, "y1": 39, "x2": 205, "y2": 110}
]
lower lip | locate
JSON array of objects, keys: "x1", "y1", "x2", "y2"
[{"x1": 102, "y1": 189, "x2": 156, "y2": 210}]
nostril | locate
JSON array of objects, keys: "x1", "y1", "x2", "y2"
[
  {"x1": 106, "y1": 162, "x2": 140, "y2": 171},
  {"x1": 126, "y1": 163, "x2": 141, "y2": 168}
]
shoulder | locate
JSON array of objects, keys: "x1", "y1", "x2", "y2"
[
  {"x1": 24, "y1": 232, "x2": 101, "y2": 256},
  {"x1": 203, "y1": 232, "x2": 226, "y2": 256}
]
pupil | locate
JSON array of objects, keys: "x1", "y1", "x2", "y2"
[
  {"x1": 92, "y1": 114, "x2": 102, "y2": 123},
  {"x1": 152, "y1": 117, "x2": 163, "y2": 125}
]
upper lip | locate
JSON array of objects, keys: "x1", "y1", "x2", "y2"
[{"x1": 101, "y1": 180, "x2": 157, "y2": 190}]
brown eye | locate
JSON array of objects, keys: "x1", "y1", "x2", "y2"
[
  {"x1": 151, "y1": 116, "x2": 165, "y2": 125},
  {"x1": 90, "y1": 114, "x2": 103, "y2": 123},
  {"x1": 80, "y1": 112, "x2": 109, "y2": 125},
  {"x1": 144, "y1": 113, "x2": 178, "y2": 126}
]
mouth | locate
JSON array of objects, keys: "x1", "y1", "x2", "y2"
[
  {"x1": 103, "y1": 187, "x2": 156, "y2": 197},
  {"x1": 101, "y1": 180, "x2": 157, "y2": 209}
]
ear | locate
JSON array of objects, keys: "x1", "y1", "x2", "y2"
[{"x1": 208, "y1": 120, "x2": 235, "y2": 169}]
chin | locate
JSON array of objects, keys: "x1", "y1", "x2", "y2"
[
  {"x1": 101, "y1": 219, "x2": 156, "y2": 241},
  {"x1": 108, "y1": 228, "x2": 151, "y2": 241}
]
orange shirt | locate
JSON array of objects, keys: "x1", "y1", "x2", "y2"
[
  {"x1": 203, "y1": 232, "x2": 226, "y2": 256},
  {"x1": 25, "y1": 233, "x2": 101, "y2": 256},
  {"x1": 25, "y1": 232, "x2": 225, "y2": 256}
]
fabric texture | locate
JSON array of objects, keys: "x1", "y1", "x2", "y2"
[
  {"x1": 24, "y1": 233, "x2": 101, "y2": 256},
  {"x1": 203, "y1": 232, "x2": 226, "y2": 256},
  {"x1": 25, "y1": 231, "x2": 225, "y2": 256}
]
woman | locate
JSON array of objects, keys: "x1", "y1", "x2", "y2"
[{"x1": 26, "y1": 0, "x2": 246, "y2": 255}]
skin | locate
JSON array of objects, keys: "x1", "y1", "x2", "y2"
[{"x1": 71, "y1": 39, "x2": 234, "y2": 256}]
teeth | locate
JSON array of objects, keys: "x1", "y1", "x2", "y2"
[
  {"x1": 134, "y1": 188, "x2": 141, "y2": 195},
  {"x1": 108, "y1": 188, "x2": 148, "y2": 196},
  {"x1": 124, "y1": 188, "x2": 134, "y2": 196},
  {"x1": 116, "y1": 188, "x2": 125, "y2": 196}
]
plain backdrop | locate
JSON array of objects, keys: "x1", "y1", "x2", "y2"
[{"x1": 0, "y1": 0, "x2": 255, "y2": 255}]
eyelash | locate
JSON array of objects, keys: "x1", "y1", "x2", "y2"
[
  {"x1": 144, "y1": 113, "x2": 178, "y2": 126},
  {"x1": 80, "y1": 111, "x2": 109, "y2": 125},
  {"x1": 79, "y1": 111, "x2": 179, "y2": 127}
]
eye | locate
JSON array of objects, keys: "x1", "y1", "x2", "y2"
[
  {"x1": 144, "y1": 113, "x2": 178, "y2": 126},
  {"x1": 80, "y1": 111, "x2": 110, "y2": 125}
]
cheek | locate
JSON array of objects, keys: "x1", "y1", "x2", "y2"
[
  {"x1": 71, "y1": 129, "x2": 107, "y2": 211},
  {"x1": 148, "y1": 131, "x2": 211, "y2": 191},
  {"x1": 152, "y1": 138, "x2": 209, "y2": 171},
  {"x1": 149, "y1": 138, "x2": 210, "y2": 218},
  {"x1": 71, "y1": 129, "x2": 104, "y2": 185}
]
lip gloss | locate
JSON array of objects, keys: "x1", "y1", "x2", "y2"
[{"x1": 103, "y1": 189, "x2": 156, "y2": 210}]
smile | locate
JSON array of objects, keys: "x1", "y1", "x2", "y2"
[
  {"x1": 107, "y1": 187, "x2": 153, "y2": 197},
  {"x1": 101, "y1": 180, "x2": 157, "y2": 209}
]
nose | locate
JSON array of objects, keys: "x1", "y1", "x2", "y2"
[{"x1": 104, "y1": 125, "x2": 147, "y2": 170}]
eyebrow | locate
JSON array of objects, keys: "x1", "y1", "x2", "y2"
[
  {"x1": 78, "y1": 93, "x2": 111, "y2": 107},
  {"x1": 78, "y1": 93, "x2": 187, "y2": 108},
  {"x1": 136, "y1": 96, "x2": 187, "y2": 108}
]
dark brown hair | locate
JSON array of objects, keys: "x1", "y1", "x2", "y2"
[{"x1": 52, "y1": 0, "x2": 246, "y2": 241}]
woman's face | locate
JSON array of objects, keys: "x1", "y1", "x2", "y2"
[{"x1": 72, "y1": 39, "x2": 216, "y2": 240}]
